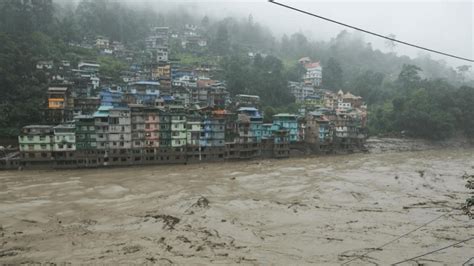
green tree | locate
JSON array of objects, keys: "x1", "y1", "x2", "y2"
[
  {"x1": 397, "y1": 64, "x2": 422, "y2": 90},
  {"x1": 322, "y1": 57, "x2": 343, "y2": 91}
]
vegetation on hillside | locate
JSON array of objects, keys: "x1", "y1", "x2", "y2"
[{"x1": 0, "y1": 0, "x2": 472, "y2": 140}]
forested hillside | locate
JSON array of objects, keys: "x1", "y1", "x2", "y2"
[{"x1": 0, "y1": 0, "x2": 472, "y2": 140}]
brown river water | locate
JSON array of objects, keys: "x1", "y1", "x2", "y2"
[{"x1": 0, "y1": 148, "x2": 473, "y2": 265}]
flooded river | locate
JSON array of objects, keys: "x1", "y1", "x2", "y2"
[{"x1": 0, "y1": 148, "x2": 473, "y2": 265}]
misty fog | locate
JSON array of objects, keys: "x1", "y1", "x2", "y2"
[{"x1": 94, "y1": 0, "x2": 473, "y2": 68}]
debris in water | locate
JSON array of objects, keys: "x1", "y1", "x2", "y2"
[
  {"x1": 193, "y1": 196, "x2": 210, "y2": 208},
  {"x1": 185, "y1": 196, "x2": 210, "y2": 214},
  {"x1": 145, "y1": 257, "x2": 157, "y2": 263},
  {"x1": 416, "y1": 170, "x2": 425, "y2": 177},
  {"x1": 144, "y1": 214, "x2": 180, "y2": 230},
  {"x1": 122, "y1": 245, "x2": 141, "y2": 254}
]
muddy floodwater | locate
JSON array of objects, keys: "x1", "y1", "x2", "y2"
[{"x1": 1, "y1": 148, "x2": 473, "y2": 265}]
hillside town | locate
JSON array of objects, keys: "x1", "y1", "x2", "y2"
[{"x1": 0, "y1": 25, "x2": 367, "y2": 169}]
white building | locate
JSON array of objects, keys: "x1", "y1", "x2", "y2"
[
  {"x1": 288, "y1": 82, "x2": 315, "y2": 103},
  {"x1": 303, "y1": 61, "x2": 322, "y2": 87},
  {"x1": 53, "y1": 124, "x2": 76, "y2": 151},
  {"x1": 156, "y1": 46, "x2": 168, "y2": 62},
  {"x1": 95, "y1": 37, "x2": 110, "y2": 49}
]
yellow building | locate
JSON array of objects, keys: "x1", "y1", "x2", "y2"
[{"x1": 151, "y1": 64, "x2": 171, "y2": 80}]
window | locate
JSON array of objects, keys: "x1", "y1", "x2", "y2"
[
  {"x1": 40, "y1": 144, "x2": 46, "y2": 149},
  {"x1": 39, "y1": 136, "x2": 46, "y2": 141},
  {"x1": 28, "y1": 144, "x2": 34, "y2": 150}
]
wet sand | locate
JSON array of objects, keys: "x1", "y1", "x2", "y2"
[{"x1": 0, "y1": 148, "x2": 473, "y2": 265}]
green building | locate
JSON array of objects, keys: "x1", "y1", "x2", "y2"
[{"x1": 75, "y1": 116, "x2": 97, "y2": 150}]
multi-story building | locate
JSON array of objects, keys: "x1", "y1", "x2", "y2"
[
  {"x1": 74, "y1": 97, "x2": 100, "y2": 116},
  {"x1": 225, "y1": 107, "x2": 262, "y2": 160},
  {"x1": 52, "y1": 124, "x2": 76, "y2": 165},
  {"x1": 209, "y1": 83, "x2": 229, "y2": 108},
  {"x1": 236, "y1": 107, "x2": 263, "y2": 144},
  {"x1": 201, "y1": 112, "x2": 225, "y2": 147},
  {"x1": 74, "y1": 115, "x2": 98, "y2": 167},
  {"x1": 46, "y1": 86, "x2": 74, "y2": 123},
  {"x1": 303, "y1": 95, "x2": 323, "y2": 110},
  {"x1": 100, "y1": 87, "x2": 125, "y2": 107},
  {"x1": 53, "y1": 124, "x2": 76, "y2": 152},
  {"x1": 170, "y1": 109, "x2": 187, "y2": 147},
  {"x1": 130, "y1": 105, "x2": 146, "y2": 149},
  {"x1": 303, "y1": 61, "x2": 322, "y2": 87},
  {"x1": 75, "y1": 115, "x2": 97, "y2": 150},
  {"x1": 144, "y1": 106, "x2": 160, "y2": 148},
  {"x1": 171, "y1": 86, "x2": 191, "y2": 106},
  {"x1": 306, "y1": 111, "x2": 332, "y2": 152},
  {"x1": 94, "y1": 106, "x2": 112, "y2": 151},
  {"x1": 288, "y1": 81, "x2": 315, "y2": 103},
  {"x1": 272, "y1": 114, "x2": 299, "y2": 143},
  {"x1": 126, "y1": 81, "x2": 160, "y2": 105},
  {"x1": 186, "y1": 114, "x2": 202, "y2": 147},
  {"x1": 151, "y1": 63, "x2": 171, "y2": 81},
  {"x1": 108, "y1": 108, "x2": 132, "y2": 150},
  {"x1": 156, "y1": 46, "x2": 168, "y2": 62},
  {"x1": 336, "y1": 90, "x2": 363, "y2": 110},
  {"x1": 159, "y1": 111, "x2": 172, "y2": 148},
  {"x1": 146, "y1": 27, "x2": 169, "y2": 63},
  {"x1": 210, "y1": 110, "x2": 226, "y2": 147},
  {"x1": 18, "y1": 125, "x2": 54, "y2": 163}
]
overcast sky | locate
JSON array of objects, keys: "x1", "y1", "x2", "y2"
[{"x1": 134, "y1": 0, "x2": 472, "y2": 68}]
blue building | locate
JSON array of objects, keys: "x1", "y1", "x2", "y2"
[
  {"x1": 272, "y1": 113, "x2": 298, "y2": 143},
  {"x1": 99, "y1": 87, "x2": 125, "y2": 108},
  {"x1": 236, "y1": 107, "x2": 263, "y2": 143},
  {"x1": 126, "y1": 81, "x2": 160, "y2": 105}
]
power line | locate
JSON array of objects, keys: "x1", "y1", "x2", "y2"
[
  {"x1": 463, "y1": 257, "x2": 474, "y2": 266},
  {"x1": 341, "y1": 211, "x2": 451, "y2": 265},
  {"x1": 268, "y1": 0, "x2": 474, "y2": 63},
  {"x1": 392, "y1": 236, "x2": 474, "y2": 265}
]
